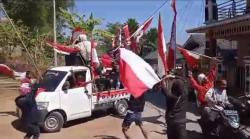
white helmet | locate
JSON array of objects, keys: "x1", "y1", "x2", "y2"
[{"x1": 197, "y1": 73, "x2": 206, "y2": 84}]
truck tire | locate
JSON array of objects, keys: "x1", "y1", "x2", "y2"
[
  {"x1": 115, "y1": 99, "x2": 128, "y2": 116},
  {"x1": 43, "y1": 111, "x2": 64, "y2": 133}
]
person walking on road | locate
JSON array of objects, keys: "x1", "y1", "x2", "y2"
[
  {"x1": 16, "y1": 84, "x2": 41, "y2": 139},
  {"x1": 122, "y1": 93, "x2": 148, "y2": 139}
]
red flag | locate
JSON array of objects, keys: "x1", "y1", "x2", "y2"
[
  {"x1": 119, "y1": 48, "x2": 160, "y2": 98},
  {"x1": 101, "y1": 54, "x2": 113, "y2": 68},
  {"x1": 168, "y1": 0, "x2": 177, "y2": 71},
  {"x1": 177, "y1": 47, "x2": 200, "y2": 68},
  {"x1": 157, "y1": 14, "x2": 168, "y2": 77}
]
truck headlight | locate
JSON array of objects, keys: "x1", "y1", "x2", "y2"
[{"x1": 37, "y1": 102, "x2": 49, "y2": 110}]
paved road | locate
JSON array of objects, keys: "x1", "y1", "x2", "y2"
[{"x1": 0, "y1": 77, "x2": 249, "y2": 139}]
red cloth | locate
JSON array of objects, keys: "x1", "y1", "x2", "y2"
[
  {"x1": 189, "y1": 64, "x2": 216, "y2": 106},
  {"x1": 101, "y1": 54, "x2": 113, "y2": 68}
]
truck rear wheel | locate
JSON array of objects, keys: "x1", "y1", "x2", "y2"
[
  {"x1": 43, "y1": 111, "x2": 64, "y2": 133},
  {"x1": 115, "y1": 99, "x2": 128, "y2": 116}
]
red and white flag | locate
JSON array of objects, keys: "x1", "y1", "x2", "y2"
[
  {"x1": 0, "y1": 64, "x2": 14, "y2": 77},
  {"x1": 47, "y1": 41, "x2": 80, "y2": 55},
  {"x1": 0, "y1": 64, "x2": 26, "y2": 79},
  {"x1": 119, "y1": 48, "x2": 160, "y2": 98},
  {"x1": 132, "y1": 16, "x2": 153, "y2": 43},
  {"x1": 177, "y1": 47, "x2": 200, "y2": 68},
  {"x1": 128, "y1": 16, "x2": 153, "y2": 53},
  {"x1": 168, "y1": 0, "x2": 177, "y2": 71},
  {"x1": 157, "y1": 14, "x2": 168, "y2": 77},
  {"x1": 123, "y1": 24, "x2": 131, "y2": 47}
]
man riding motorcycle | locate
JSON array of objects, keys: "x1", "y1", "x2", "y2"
[{"x1": 201, "y1": 79, "x2": 232, "y2": 137}]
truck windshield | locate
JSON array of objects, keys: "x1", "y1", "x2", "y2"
[{"x1": 39, "y1": 70, "x2": 67, "y2": 91}]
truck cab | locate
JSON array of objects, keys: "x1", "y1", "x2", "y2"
[{"x1": 35, "y1": 66, "x2": 130, "y2": 132}]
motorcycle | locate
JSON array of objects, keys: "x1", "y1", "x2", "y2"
[
  {"x1": 228, "y1": 95, "x2": 250, "y2": 124},
  {"x1": 198, "y1": 104, "x2": 249, "y2": 139}
]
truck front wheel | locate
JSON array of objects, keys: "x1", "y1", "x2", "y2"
[
  {"x1": 115, "y1": 99, "x2": 128, "y2": 116},
  {"x1": 43, "y1": 111, "x2": 64, "y2": 133}
]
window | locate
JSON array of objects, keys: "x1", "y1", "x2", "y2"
[{"x1": 39, "y1": 70, "x2": 67, "y2": 91}]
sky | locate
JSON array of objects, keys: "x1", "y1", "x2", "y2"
[{"x1": 72, "y1": 0, "x2": 217, "y2": 45}]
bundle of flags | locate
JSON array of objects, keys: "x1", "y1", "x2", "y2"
[{"x1": 122, "y1": 16, "x2": 153, "y2": 54}]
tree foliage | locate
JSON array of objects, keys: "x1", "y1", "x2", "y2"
[
  {"x1": 59, "y1": 8, "x2": 102, "y2": 34},
  {"x1": 0, "y1": 21, "x2": 53, "y2": 72},
  {"x1": 126, "y1": 18, "x2": 139, "y2": 33},
  {"x1": 2, "y1": 0, "x2": 74, "y2": 33}
]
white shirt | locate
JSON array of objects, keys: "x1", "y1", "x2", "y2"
[{"x1": 205, "y1": 88, "x2": 230, "y2": 110}]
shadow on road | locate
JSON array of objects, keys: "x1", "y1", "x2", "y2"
[
  {"x1": 145, "y1": 91, "x2": 166, "y2": 110},
  {"x1": 64, "y1": 110, "x2": 111, "y2": 128},
  {"x1": 11, "y1": 119, "x2": 26, "y2": 133},
  {"x1": 0, "y1": 111, "x2": 17, "y2": 117},
  {"x1": 152, "y1": 128, "x2": 204, "y2": 139},
  {"x1": 142, "y1": 115, "x2": 165, "y2": 125},
  {"x1": 93, "y1": 135, "x2": 121, "y2": 139}
]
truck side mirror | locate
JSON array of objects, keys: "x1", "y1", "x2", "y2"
[{"x1": 62, "y1": 81, "x2": 70, "y2": 90}]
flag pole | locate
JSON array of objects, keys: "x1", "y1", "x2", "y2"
[
  {"x1": 53, "y1": 0, "x2": 58, "y2": 66},
  {"x1": 177, "y1": 47, "x2": 221, "y2": 62}
]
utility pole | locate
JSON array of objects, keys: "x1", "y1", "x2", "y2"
[{"x1": 53, "y1": 0, "x2": 57, "y2": 66}]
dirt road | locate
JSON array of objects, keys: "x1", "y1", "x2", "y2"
[{"x1": 0, "y1": 77, "x2": 166, "y2": 139}]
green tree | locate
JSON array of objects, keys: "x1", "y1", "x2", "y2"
[
  {"x1": 2, "y1": 0, "x2": 74, "y2": 33},
  {"x1": 144, "y1": 28, "x2": 158, "y2": 51},
  {"x1": 106, "y1": 22, "x2": 122, "y2": 34},
  {"x1": 140, "y1": 28, "x2": 158, "y2": 57},
  {"x1": 126, "y1": 18, "x2": 139, "y2": 33}
]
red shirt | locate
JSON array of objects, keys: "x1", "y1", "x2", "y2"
[{"x1": 189, "y1": 65, "x2": 216, "y2": 106}]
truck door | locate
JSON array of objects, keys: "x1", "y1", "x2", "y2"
[{"x1": 60, "y1": 71, "x2": 91, "y2": 121}]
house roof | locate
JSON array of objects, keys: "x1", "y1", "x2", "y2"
[
  {"x1": 186, "y1": 14, "x2": 250, "y2": 33},
  {"x1": 183, "y1": 34, "x2": 205, "y2": 50},
  {"x1": 144, "y1": 43, "x2": 183, "y2": 60}
]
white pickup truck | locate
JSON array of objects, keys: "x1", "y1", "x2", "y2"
[{"x1": 34, "y1": 66, "x2": 130, "y2": 132}]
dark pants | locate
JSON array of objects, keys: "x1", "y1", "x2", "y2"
[
  {"x1": 167, "y1": 122, "x2": 186, "y2": 139},
  {"x1": 122, "y1": 112, "x2": 142, "y2": 130},
  {"x1": 24, "y1": 123, "x2": 40, "y2": 139}
]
